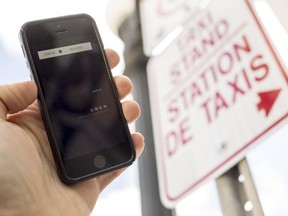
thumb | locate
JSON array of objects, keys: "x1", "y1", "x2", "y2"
[{"x1": 0, "y1": 81, "x2": 37, "y2": 119}]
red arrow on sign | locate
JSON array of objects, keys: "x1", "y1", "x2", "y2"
[{"x1": 257, "y1": 89, "x2": 281, "y2": 117}]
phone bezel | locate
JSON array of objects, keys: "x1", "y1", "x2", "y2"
[{"x1": 19, "y1": 14, "x2": 135, "y2": 184}]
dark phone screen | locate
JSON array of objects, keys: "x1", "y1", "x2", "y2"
[{"x1": 25, "y1": 18, "x2": 132, "y2": 165}]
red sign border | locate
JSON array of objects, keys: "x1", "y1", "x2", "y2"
[{"x1": 150, "y1": 0, "x2": 288, "y2": 204}]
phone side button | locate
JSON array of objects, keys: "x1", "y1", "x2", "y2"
[{"x1": 93, "y1": 155, "x2": 106, "y2": 169}]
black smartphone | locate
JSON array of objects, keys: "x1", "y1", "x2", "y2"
[{"x1": 19, "y1": 14, "x2": 135, "y2": 184}]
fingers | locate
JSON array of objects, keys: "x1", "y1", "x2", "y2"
[
  {"x1": 97, "y1": 133, "x2": 145, "y2": 192},
  {"x1": 114, "y1": 76, "x2": 133, "y2": 100},
  {"x1": 122, "y1": 100, "x2": 140, "y2": 123},
  {"x1": 131, "y1": 132, "x2": 145, "y2": 158},
  {"x1": 105, "y1": 49, "x2": 120, "y2": 69},
  {"x1": 114, "y1": 76, "x2": 140, "y2": 122},
  {"x1": 106, "y1": 49, "x2": 131, "y2": 99},
  {"x1": 0, "y1": 81, "x2": 37, "y2": 120}
]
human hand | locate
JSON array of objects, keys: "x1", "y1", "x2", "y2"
[{"x1": 0, "y1": 49, "x2": 144, "y2": 216}]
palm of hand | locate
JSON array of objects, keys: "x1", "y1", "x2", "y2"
[{"x1": 0, "y1": 99, "x2": 96, "y2": 215}]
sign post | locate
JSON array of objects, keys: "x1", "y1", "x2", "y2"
[
  {"x1": 216, "y1": 158, "x2": 264, "y2": 216},
  {"x1": 147, "y1": 0, "x2": 288, "y2": 208}
]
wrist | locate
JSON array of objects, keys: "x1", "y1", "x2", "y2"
[
  {"x1": 0, "y1": 180, "x2": 90, "y2": 216},
  {"x1": 0, "y1": 197, "x2": 90, "y2": 216}
]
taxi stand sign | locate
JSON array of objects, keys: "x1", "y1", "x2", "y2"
[{"x1": 147, "y1": 0, "x2": 288, "y2": 208}]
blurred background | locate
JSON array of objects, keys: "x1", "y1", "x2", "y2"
[{"x1": 0, "y1": 0, "x2": 287, "y2": 215}]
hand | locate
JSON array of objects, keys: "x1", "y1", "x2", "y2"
[{"x1": 0, "y1": 49, "x2": 144, "y2": 216}]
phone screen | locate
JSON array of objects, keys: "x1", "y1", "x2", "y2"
[{"x1": 21, "y1": 15, "x2": 134, "y2": 181}]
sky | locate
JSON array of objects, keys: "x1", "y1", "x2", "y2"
[{"x1": 0, "y1": 0, "x2": 287, "y2": 215}]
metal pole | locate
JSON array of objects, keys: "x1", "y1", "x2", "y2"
[
  {"x1": 216, "y1": 158, "x2": 264, "y2": 216},
  {"x1": 118, "y1": 8, "x2": 177, "y2": 216}
]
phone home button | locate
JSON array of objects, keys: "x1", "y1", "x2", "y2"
[{"x1": 93, "y1": 155, "x2": 106, "y2": 169}]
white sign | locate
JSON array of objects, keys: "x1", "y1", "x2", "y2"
[
  {"x1": 139, "y1": 0, "x2": 203, "y2": 56},
  {"x1": 147, "y1": 0, "x2": 288, "y2": 208}
]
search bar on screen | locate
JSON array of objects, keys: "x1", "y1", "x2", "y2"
[{"x1": 38, "y1": 42, "x2": 92, "y2": 60}]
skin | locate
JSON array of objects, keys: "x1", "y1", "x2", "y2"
[{"x1": 0, "y1": 49, "x2": 145, "y2": 216}]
